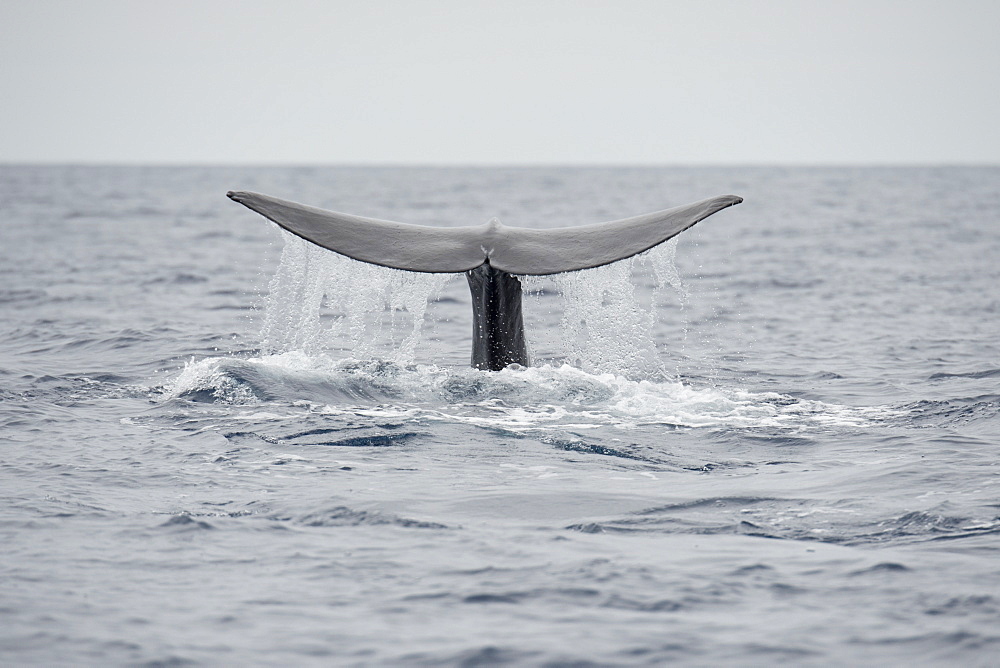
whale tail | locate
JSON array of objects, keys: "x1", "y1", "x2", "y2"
[{"x1": 228, "y1": 190, "x2": 742, "y2": 369}]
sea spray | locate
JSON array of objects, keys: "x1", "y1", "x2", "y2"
[
  {"x1": 259, "y1": 232, "x2": 451, "y2": 362},
  {"x1": 551, "y1": 258, "x2": 661, "y2": 377},
  {"x1": 531, "y1": 240, "x2": 691, "y2": 378},
  {"x1": 645, "y1": 237, "x2": 694, "y2": 358},
  {"x1": 258, "y1": 231, "x2": 691, "y2": 373},
  {"x1": 649, "y1": 238, "x2": 689, "y2": 309}
]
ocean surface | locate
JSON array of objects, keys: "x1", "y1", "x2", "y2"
[{"x1": 2, "y1": 165, "x2": 999, "y2": 666}]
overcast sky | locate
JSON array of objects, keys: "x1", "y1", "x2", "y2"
[{"x1": 2, "y1": 0, "x2": 998, "y2": 165}]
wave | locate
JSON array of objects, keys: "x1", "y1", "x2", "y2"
[
  {"x1": 929, "y1": 368, "x2": 1000, "y2": 381},
  {"x1": 905, "y1": 395, "x2": 1000, "y2": 426},
  {"x1": 566, "y1": 498, "x2": 1000, "y2": 546}
]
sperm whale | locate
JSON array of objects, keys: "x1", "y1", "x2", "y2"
[{"x1": 228, "y1": 190, "x2": 742, "y2": 370}]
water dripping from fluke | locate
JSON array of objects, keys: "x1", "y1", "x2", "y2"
[{"x1": 227, "y1": 190, "x2": 742, "y2": 373}]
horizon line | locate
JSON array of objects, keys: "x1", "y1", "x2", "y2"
[{"x1": 2, "y1": 160, "x2": 999, "y2": 169}]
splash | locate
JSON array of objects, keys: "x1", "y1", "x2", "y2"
[
  {"x1": 257, "y1": 231, "x2": 690, "y2": 374},
  {"x1": 166, "y1": 355, "x2": 894, "y2": 431},
  {"x1": 534, "y1": 240, "x2": 690, "y2": 378},
  {"x1": 551, "y1": 259, "x2": 660, "y2": 376},
  {"x1": 258, "y1": 233, "x2": 451, "y2": 362},
  {"x1": 649, "y1": 238, "x2": 690, "y2": 309}
]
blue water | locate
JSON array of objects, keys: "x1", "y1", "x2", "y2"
[{"x1": 2, "y1": 165, "x2": 999, "y2": 665}]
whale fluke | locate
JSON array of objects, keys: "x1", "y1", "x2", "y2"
[
  {"x1": 227, "y1": 190, "x2": 742, "y2": 276},
  {"x1": 228, "y1": 190, "x2": 742, "y2": 370}
]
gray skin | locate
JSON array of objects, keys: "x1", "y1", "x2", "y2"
[
  {"x1": 466, "y1": 262, "x2": 529, "y2": 370},
  {"x1": 227, "y1": 190, "x2": 742, "y2": 370}
]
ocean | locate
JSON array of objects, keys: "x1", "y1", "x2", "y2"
[{"x1": 2, "y1": 165, "x2": 998, "y2": 665}]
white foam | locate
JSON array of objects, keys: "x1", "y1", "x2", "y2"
[
  {"x1": 168, "y1": 356, "x2": 260, "y2": 405},
  {"x1": 168, "y1": 354, "x2": 891, "y2": 432}
]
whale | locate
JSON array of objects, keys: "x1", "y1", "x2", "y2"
[{"x1": 228, "y1": 190, "x2": 742, "y2": 370}]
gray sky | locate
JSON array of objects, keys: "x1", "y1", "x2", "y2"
[{"x1": 2, "y1": 0, "x2": 998, "y2": 164}]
